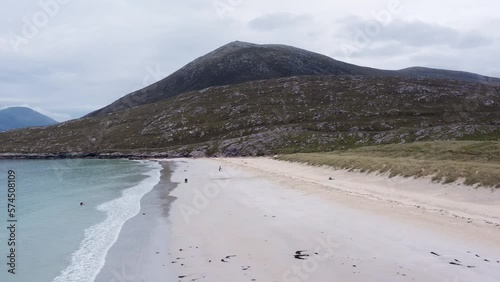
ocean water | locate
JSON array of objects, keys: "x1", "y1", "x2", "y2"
[{"x1": 0, "y1": 159, "x2": 162, "y2": 282}]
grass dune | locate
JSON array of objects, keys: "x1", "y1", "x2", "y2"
[{"x1": 278, "y1": 141, "x2": 500, "y2": 188}]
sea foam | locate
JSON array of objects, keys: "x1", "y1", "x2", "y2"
[{"x1": 53, "y1": 160, "x2": 162, "y2": 282}]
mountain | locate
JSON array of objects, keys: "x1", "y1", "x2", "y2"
[
  {"x1": 87, "y1": 41, "x2": 500, "y2": 117},
  {"x1": 0, "y1": 107, "x2": 58, "y2": 132},
  {"x1": 1, "y1": 75, "x2": 499, "y2": 157},
  {"x1": 86, "y1": 41, "x2": 387, "y2": 117},
  {"x1": 1, "y1": 42, "x2": 499, "y2": 158}
]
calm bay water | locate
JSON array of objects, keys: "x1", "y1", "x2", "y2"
[{"x1": 0, "y1": 159, "x2": 161, "y2": 282}]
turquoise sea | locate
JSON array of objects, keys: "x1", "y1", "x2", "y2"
[{"x1": 0, "y1": 159, "x2": 162, "y2": 282}]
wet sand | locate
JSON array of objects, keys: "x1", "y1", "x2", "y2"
[{"x1": 95, "y1": 162, "x2": 177, "y2": 282}]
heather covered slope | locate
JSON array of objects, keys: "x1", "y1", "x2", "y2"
[{"x1": 1, "y1": 75, "x2": 499, "y2": 157}]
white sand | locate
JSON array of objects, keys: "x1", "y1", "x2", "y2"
[{"x1": 166, "y1": 158, "x2": 500, "y2": 282}]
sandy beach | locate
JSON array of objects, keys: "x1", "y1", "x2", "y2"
[
  {"x1": 165, "y1": 157, "x2": 500, "y2": 282},
  {"x1": 95, "y1": 162, "x2": 177, "y2": 282}
]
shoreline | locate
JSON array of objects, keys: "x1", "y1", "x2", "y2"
[
  {"x1": 52, "y1": 160, "x2": 163, "y2": 282},
  {"x1": 0, "y1": 153, "x2": 188, "y2": 160},
  {"x1": 94, "y1": 160, "x2": 178, "y2": 282},
  {"x1": 166, "y1": 157, "x2": 500, "y2": 282}
]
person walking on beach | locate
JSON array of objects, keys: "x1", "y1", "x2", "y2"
[{"x1": 219, "y1": 166, "x2": 222, "y2": 172}]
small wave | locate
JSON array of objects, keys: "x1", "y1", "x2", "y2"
[{"x1": 53, "y1": 161, "x2": 162, "y2": 282}]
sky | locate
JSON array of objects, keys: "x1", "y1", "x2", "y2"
[{"x1": 0, "y1": 0, "x2": 499, "y2": 121}]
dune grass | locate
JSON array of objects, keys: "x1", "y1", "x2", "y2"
[{"x1": 277, "y1": 141, "x2": 500, "y2": 188}]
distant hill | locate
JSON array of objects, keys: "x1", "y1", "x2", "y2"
[
  {"x1": 0, "y1": 107, "x2": 58, "y2": 132},
  {"x1": 86, "y1": 41, "x2": 500, "y2": 117}
]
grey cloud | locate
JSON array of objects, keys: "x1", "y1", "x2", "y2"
[
  {"x1": 249, "y1": 13, "x2": 312, "y2": 31},
  {"x1": 380, "y1": 20, "x2": 459, "y2": 46},
  {"x1": 381, "y1": 20, "x2": 493, "y2": 49},
  {"x1": 455, "y1": 32, "x2": 493, "y2": 49},
  {"x1": 336, "y1": 17, "x2": 494, "y2": 50}
]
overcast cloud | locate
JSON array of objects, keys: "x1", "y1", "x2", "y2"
[
  {"x1": 0, "y1": 0, "x2": 499, "y2": 121},
  {"x1": 249, "y1": 13, "x2": 313, "y2": 31}
]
